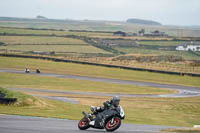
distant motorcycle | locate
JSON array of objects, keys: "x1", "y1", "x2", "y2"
[
  {"x1": 25, "y1": 68, "x2": 30, "y2": 73},
  {"x1": 36, "y1": 69, "x2": 40, "y2": 73},
  {"x1": 78, "y1": 105, "x2": 125, "y2": 132}
]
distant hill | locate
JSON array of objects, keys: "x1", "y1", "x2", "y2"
[
  {"x1": 127, "y1": 18, "x2": 162, "y2": 26},
  {"x1": 0, "y1": 16, "x2": 75, "y2": 23},
  {"x1": 190, "y1": 25, "x2": 200, "y2": 29},
  {"x1": 36, "y1": 15, "x2": 48, "y2": 19}
]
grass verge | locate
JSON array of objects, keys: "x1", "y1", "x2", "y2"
[{"x1": 161, "y1": 128, "x2": 200, "y2": 133}]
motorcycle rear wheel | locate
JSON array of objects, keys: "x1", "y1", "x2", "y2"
[
  {"x1": 78, "y1": 118, "x2": 90, "y2": 130},
  {"x1": 105, "y1": 117, "x2": 121, "y2": 132}
]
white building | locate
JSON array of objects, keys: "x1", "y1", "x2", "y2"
[{"x1": 176, "y1": 42, "x2": 200, "y2": 51}]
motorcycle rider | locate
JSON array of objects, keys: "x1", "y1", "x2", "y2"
[
  {"x1": 36, "y1": 68, "x2": 40, "y2": 73},
  {"x1": 90, "y1": 96, "x2": 120, "y2": 127},
  {"x1": 25, "y1": 68, "x2": 30, "y2": 73}
]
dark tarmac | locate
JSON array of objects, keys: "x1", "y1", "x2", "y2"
[{"x1": 0, "y1": 115, "x2": 180, "y2": 133}]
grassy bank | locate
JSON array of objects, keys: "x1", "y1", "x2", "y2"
[
  {"x1": 0, "y1": 56, "x2": 199, "y2": 87},
  {"x1": 0, "y1": 87, "x2": 90, "y2": 119},
  {"x1": 0, "y1": 87, "x2": 38, "y2": 106}
]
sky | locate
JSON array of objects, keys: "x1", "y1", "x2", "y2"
[{"x1": 0, "y1": 0, "x2": 199, "y2": 26}]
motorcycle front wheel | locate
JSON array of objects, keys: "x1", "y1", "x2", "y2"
[
  {"x1": 78, "y1": 118, "x2": 90, "y2": 130},
  {"x1": 105, "y1": 117, "x2": 121, "y2": 132}
]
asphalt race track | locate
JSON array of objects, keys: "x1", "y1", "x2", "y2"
[
  {"x1": 0, "y1": 69, "x2": 200, "y2": 98},
  {"x1": 0, "y1": 69, "x2": 196, "y2": 132},
  {"x1": 0, "y1": 115, "x2": 180, "y2": 133}
]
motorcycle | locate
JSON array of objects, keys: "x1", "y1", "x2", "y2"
[
  {"x1": 36, "y1": 69, "x2": 40, "y2": 73},
  {"x1": 78, "y1": 105, "x2": 125, "y2": 132},
  {"x1": 25, "y1": 68, "x2": 30, "y2": 73}
]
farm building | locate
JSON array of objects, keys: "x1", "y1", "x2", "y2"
[
  {"x1": 113, "y1": 31, "x2": 126, "y2": 36},
  {"x1": 113, "y1": 31, "x2": 137, "y2": 36},
  {"x1": 176, "y1": 42, "x2": 200, "y2": 51},
  {"x1": 113, "y1": 30, "x2": 168, "y2": 37},
  {"x1": 126, "y1": 32, "x2": 137, "y2": 36},
  {"x1": 97, "y1": 39, "x2": 139, "y2": 47},
  {"x1": 144, "y1": 30, "x2": 168, "y2": 37}
]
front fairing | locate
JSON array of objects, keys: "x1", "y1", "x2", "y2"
[{"x1": 119, "y1": 106, "x2": 125, "y2": 119}]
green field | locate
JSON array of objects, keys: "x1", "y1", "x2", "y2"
[
  {"x1": 0, "y1": 27, "x2": 113, "y2": 37},
  {"x1": 0, "y1": 56, "x2": 200, "y2": 87},
  {"x1": 0, "y1": 27, "x2": 173, "y2": 41},
  {"x1": 0, "y1": 36, "x2": 88, "y2": 45},
  {"x1": 0, "y1": 44, "x2": 110, "y2": 53},
  {"x1": 115, "y1": 47, "x2": 200, "y2": 60},
  {"x1": 1, "y1": 19, "x2": 200, "y2": 37},
  {"x1": 0, "y1": 35, "x2": 111, "y2": 54},
  {"x1": 138, "y1": 41, "x2": 186, "y2": 46}
]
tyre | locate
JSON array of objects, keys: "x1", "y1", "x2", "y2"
[
  {"x1": 105, "y1": 117, "x2": 121, "y2": 132},
  {"x1": 78, "y1": 118, "x2": 90, "y2": 130}
]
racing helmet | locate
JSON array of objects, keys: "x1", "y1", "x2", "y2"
[{"x1": 112, "y1": 96, "x2": 120, "y2": 107}]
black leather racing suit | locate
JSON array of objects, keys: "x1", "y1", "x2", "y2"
[{"x1": 93, "y1": 100, "x2": 118, "y2": 128}]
